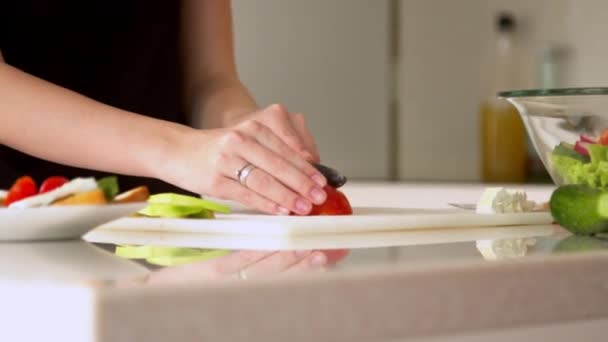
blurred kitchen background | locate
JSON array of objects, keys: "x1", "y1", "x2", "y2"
[{"x1": 231, "y1": 0, "x2": 607, "y2": 184}]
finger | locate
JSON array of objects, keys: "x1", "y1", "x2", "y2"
[
  {"x1": 235, "y1": 123, "x2": 327, "y2": 207},
  {"x1": 240, "y1": 250, "x2": 314, "y2": 277},
  {"x1": 244, "y1": 119, "x2": 326, "y2": 187},
  {"x1": 291, "y1": 113, "x2": 320, "y2": 163},
  {"x1": 261, "y1": 104, "x2": 315, "y2": 161},
  {"x1": 209, "y1": 250, "x2": 278, "y2": 275},
  {"x1": 215, "y1": 155, "x2": 295, "y2": 215},
  {"x1": 239, "y1": 165, "x2": 313, "y2": 215},
  {"x1": 214, "y1": 176, "x2": 290, "y2": 215},
  {"x1": 283, "y1": 251, "x2": 328, "y2": 274}
]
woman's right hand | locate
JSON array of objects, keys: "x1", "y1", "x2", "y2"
[{"x1": 158, "y1": 105, "x2": 328, "y2": 215}]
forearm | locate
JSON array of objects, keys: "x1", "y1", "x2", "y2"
[
  {"x1": 0, "y1": 63, "x2": 193, "y2": 179},
  {"x1": 189, "y1": 78, "x2": 258, "y2": 129}
]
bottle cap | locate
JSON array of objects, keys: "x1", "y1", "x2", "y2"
[{"x1": 497, "y1": 12, "x2": 516, "y2": 33}]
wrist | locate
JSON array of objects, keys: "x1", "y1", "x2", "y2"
[{"x1": 140, "y1": 122, "x2": 198, "y2": 183}]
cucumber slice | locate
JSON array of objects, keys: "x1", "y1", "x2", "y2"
[
  {"x1": 149, "y1": 193, "x2": 231, "y2": 213},
  {"x1": 138, "y1": 203, "x2": 205, "y2": 218},
  {"x1": 188, "y1": 209, "x2": 215, "y2": 219}
]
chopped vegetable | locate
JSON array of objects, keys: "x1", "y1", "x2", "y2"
[
  {"x1": 148, "y1": 193, "x2": 231, "y2": 214},
  {"x1": 4, "y1": 176, "x2": 37, "y2": 206},
  {"x1": 39, "y1": 176, "x2": 69, "y2": 194},
  {"x1": 138, "y1": 193, "x2": 229, "y2": 218},
  {"x1": 552, "y1": 142, "x2": 589, "y2": 163},
  {"x1": 599, "y1": 129, "x2": 608, "y2": 145},
  {"x1": 53, "y1": 189, "x2": 107, "y2": 206},
  {"x1": 581, "y1": 134, "x2": 598, "y2": 144},
  {"x1": 138, "y1": 203, "x2": 214, "y2": 218},
  {"x1": 574, "y1": 141, "x2": 591, "y2": 156},
  {"x1": 113, "y1": 186, "x2": 150, "y2": 203},
  {"x1": 97, "y1": 176, "x2": 119, "y2": 200}
]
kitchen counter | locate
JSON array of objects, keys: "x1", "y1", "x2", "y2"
[{"x1": 2, "y1": 182, "x2": 608, "y2": 342}]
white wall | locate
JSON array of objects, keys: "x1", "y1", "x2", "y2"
[
  {"x1": 397, "y1": 0, "x2": 568, "y2": 181},
  {"x1": 232, "y1": 0, "x2": 391, "y2": 180},
  {"x1": 563, "y1": 0, "x2": 608, "y2": 87},
  {"x1": 233, "y1": 0, "x2": 608, "y2": 182}
]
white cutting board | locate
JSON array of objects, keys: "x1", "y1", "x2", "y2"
[
  {"x1": 95, "y1": 207, "x2": 554, "y2": 236},
  {"x1": 85, "y1": 224, "x2": 557, "y2": 251}
]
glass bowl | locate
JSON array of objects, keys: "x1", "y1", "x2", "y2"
[{"x1": 500, "y1": 87, "x2": 608, "y2": 187}]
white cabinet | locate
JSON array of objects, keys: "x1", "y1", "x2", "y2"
[{"x1": 232, "y1": 0, "x2": 391, "y2": 179}]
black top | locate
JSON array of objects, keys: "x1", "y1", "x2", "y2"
[{"x1": 0, "y1": 1, "x2": 193, "y2": 193}]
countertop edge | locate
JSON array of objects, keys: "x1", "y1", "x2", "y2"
[{"x1": 95, "y1": 251, "x2": 608, "y2": 342}]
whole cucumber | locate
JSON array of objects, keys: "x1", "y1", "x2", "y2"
[{"x1": 550, "y1": 184, "x2": 608, "y2": 235}]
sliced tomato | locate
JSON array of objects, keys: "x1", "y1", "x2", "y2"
[
  {"x1": 599, "y1": 129, "x2": 608, "y2": 145},
  {"x1": 39, "y1": 176, "x2": 69, "y2": 194},
  {"x1": 3, "y1": 176, "x2": 38, "y2": 206},
  {"x1": 309, "y1": 186, "x2": 353, "y2": 216}
]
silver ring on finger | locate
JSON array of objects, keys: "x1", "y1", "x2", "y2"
[{"x1": 237, "y1": 163, "x2": 256, "y2": 187}]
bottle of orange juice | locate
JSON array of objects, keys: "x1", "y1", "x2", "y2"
[{"x1": 480, "y1": 12, "x2": 526, "y2": 183}]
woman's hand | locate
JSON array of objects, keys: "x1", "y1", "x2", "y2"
[
  {"x1": 158, "y1": 104, "x2": 327, "y2": 215},
  {"x1": 143, "y1": 249, "x2": 347, "y2": 285},
  {"x1": 225, "y1": 104, "x2": 320, "y2": 163}
]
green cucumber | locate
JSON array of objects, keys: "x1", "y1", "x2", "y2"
[
  {"x1": 550, "y1": 184, "x2": 608, "y2": 235},
  {"x1": 149, "y1": 193, "x2": 231, "y2": 213}
]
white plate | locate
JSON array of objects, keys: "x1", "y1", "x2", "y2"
[{"x1": 0, "y1": 203, "x2": 145, "y2": 242}]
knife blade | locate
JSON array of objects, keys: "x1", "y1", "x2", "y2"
[{"x1": 313, "y1": 163, "x2": 347, "y2": 188}]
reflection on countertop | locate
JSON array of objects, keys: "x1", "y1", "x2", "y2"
[{"x1": 3, "y1": 223, "x2": 608, "y2": 288}]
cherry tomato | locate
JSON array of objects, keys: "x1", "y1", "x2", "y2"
[
  {"x1": 39, "y1": 176, "x2": 69, "y2": 194},
  {"x1": 599, "y1": 129, "x2": 608, "y2": 145},
  {"x1": 3, "y1": 176, "x2": 38, "y2": 206},
  {"x1": 309, "y1": 186, "x2": 353, "y2": 216}
]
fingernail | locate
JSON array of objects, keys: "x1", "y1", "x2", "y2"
[
  {"x1": 277, "y1": 206, "x2": 291, "y2": 216},
  {"x1": 309, "y1": 252, "x2": 327, "y2": 266},
  {"x1": 310, "y1": 186, "x2": 326, "y2": 204},
  {"x1": 311, "y1": 174, "x2": 326, "y2": 187},
  {"x1": 296, "y1": 198, "x2": 312, "y2": 213}
]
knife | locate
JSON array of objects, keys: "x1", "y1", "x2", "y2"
[{"x1": 313, "y1": 163, "x2": 347, "y2": 188}]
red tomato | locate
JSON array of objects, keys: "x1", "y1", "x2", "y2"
[
  {"x1": 309, "y1": 186, "x2": 353, "y2": 216},
  {"x1": 599, "y1": 129, "x2": 608, "y2": 145},
  {"x1": 39, "y1": 176, "x2": 69, "y2": 194},
  {"x1": 3, "y1": 176, "x2": 38, "y2": 206}
]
